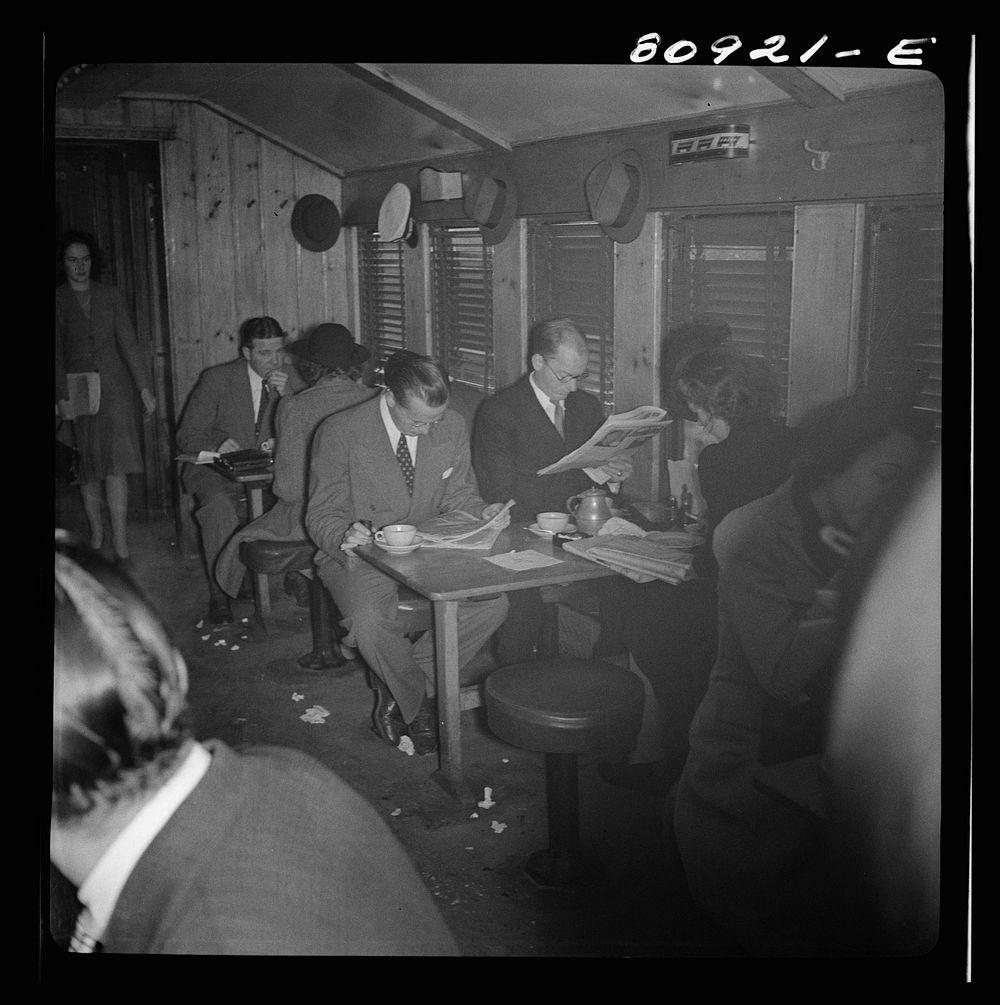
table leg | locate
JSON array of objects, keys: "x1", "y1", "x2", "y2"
[
  {"x1": 430, "y1": 599, "x2": 475, "y2": 806},
  {"x1": 246, "y1": 485, "x2": 274, "y2": 632}
]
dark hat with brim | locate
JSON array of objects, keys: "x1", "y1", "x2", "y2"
[
  {"x1": 285, "y1": 323, "x2": 369, "y2": 369},
  {"x1": 463, "y1": 163, "x2": 518, "y2": 245},
  {"x1": 585, "y1": 149, "x2": 649, "y2": 244},
  {"x1": 291, "y1": 194, "x2": 342, "y2": 252}
]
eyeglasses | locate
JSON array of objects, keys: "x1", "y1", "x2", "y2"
[
  {"x1": 543, "y1": 358, "x2": 590, "y2": 384},
  {"x1": 393, "y1": 401, "x2": 444, "y2": 431}
]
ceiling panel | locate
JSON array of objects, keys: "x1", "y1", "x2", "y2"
[{"x1": 54, "y1": 61, "x2": 940, "y2": 176}]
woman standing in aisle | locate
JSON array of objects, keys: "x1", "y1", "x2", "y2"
[{"x1": 55, "y1": 230, "x2": 156, "y2": 562}]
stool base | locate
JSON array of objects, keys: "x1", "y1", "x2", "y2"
[{"x1": 525, "y1": 847, "x2": 602, "y2": 888}]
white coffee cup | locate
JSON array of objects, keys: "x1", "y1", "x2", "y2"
[
  {"x1": 536, "y1": 511, "x2": 570, "y2": 533},
  {"x1": 375, "y1": 523, "x2": 417, "y2": 547}
]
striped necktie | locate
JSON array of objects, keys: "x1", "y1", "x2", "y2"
[
  {"x1": 396, "y1": 435, "x2": 415, "y2": 494},
  {"x1": 551, "y1": 398, "x2": 565, "y2": 438}
]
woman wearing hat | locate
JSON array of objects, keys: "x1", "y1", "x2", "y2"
[{"x1": 214, "y1": 324, "x2": 375, "y2": 601}]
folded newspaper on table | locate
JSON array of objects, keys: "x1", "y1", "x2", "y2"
[
  {"x1": 536, "y1": 405, "x2": 672, "y2": 476},
  {"x1": 418, "y1": 500, "x2": 515, "y2": 551},
  {"x1": 561, "y1": 532, "x2": 697, "y2": 584}
]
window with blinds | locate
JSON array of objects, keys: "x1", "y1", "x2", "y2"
[
  {"x1": 859, "y1": 200, "x2": 943, "y2": 439},
  {"x1": 528, "y1": 220, "x2": 615, "y2": 410},
  {"x1": 357, "y1": 226, "x2": 406, "y2": 369},
  {"x1": 663, "y1": 210, "x2": 795, "y2": 414},
  {"x1": 429, "y1": 224, "x2": 495, "y2": 393}
]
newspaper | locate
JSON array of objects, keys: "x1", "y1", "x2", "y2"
[
  {"x1": 562, "y1": 532, "x2": 698, "y2": 584},
  {"x1": 536, "y1": 405, "x2": 671, "y2": 476},
  {"x1": 418, "y1": 500, "x2": 515, "y2": 551},
  {"x1": 65, "y1": 372, "x2": 101, "y2": 418}
]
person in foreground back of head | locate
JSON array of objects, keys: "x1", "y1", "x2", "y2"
[
  {"x1": 672, "y1": 387, "x2": 934, "y2": 955},
  {"x1": 51, "y1": 532, "x2": 459, "y2": 955}
]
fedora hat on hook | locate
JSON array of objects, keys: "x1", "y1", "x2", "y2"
[
  {"x1": 463, "y1": 163, "x2": 518, "y2": 245},
  {"x1": 585, "y1": 149, "x2": 649, "y2": 244},
  {"x1": 377, "y1": 183, "x2": 415, "y2": 243},
  {"x1": 291, "y1": 194, "x2": 342, "y2": 252}
]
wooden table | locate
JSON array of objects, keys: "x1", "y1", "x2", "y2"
[
  {"x1": 209, "y1": 462, "x2": 275, "y2": 629},
  {"x1": 356, "y1": 525, "x2": 621, "y2": 804}
]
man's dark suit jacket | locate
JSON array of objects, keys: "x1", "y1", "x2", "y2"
[
  {"x1": 176, "y1": 357, "x2": 303, "y2": 495},
  {"x1": 100, "y1": 740, "x2": 459, "y2": 955},
  {"x1": 472, "y1": 375, "x2": 606, "y2": 523}
]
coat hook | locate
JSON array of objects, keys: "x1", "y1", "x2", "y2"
[{"x1": 803, "y1": 140, "x2": 830, "y2": 171}]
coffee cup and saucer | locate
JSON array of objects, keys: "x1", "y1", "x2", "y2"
[
  {"x1": 373, "y1": 524, "x2": 423, "y2": 554},
  {"x1": 527, "y1": 512, "x2": 576, "y2": 538}
]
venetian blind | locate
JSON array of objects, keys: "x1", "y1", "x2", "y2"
[
  {"x1": 664, "y1": 210, "x2": 795, "y2": 415},
  {"x1": 859, "y1": 200, "x2": 943, "y2": 439},
  {"x1": 528, "y1": 220, "x2": 615, "y2": 411},
  {"x1": 358, "y1": 226, "x2": 406, "y2": 368},
  {"x1": 430, "y1": 224, "x2": 495, "y2": 393}
]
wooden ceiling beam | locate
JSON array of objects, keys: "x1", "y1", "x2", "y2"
[
  {"x1": 755, "y1": 68, "x2": 845, "y2": 108},
  {"x1": 335, "y1": 63, "x2": 513, "y2": 156}
]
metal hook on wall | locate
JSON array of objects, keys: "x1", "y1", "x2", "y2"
[{"x1": 803, "y1": 140, "x2": 830, "y2": 171}]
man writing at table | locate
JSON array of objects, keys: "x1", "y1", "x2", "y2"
[
  {"x1": 176, "y1": 316, "x2": 303, "y2": 626},
  {"x1": 472, "y1": 317, "x2": 632, "y2": 665},
  {"x1": 306, "y1": 351, "x2": 510, "y2": 755}
]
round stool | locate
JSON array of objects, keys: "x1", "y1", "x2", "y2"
[{"x1": 484, "y1": 658, "x2": 645, "y2": 887}]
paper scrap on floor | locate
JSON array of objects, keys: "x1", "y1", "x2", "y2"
[{"x1": 483, "y1": 550, "x2": 564, "y2": 572}]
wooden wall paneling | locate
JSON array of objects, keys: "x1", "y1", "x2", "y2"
[
  {"x1": 490, "y1": 218, "x2": 527, "y2": 391},
  {"x1": 292, "y1": 158, "x2": 333, "y2": 337},
  {"x1": 191, "y1": 106, "x2": 238, "y2": 369},
  {"x1": 160, "y1": 102, "x2": 206, "y2": 414},
  {"x1": 344, "y1": 228, "x2": 361, "y2": 339},
  {"x1": 258, "y1": 142, "x2": 300, "y2": 337},
  {"x1": 403, "y1": 229, "x2": 428, "y2": 352},
  {"x1": 611, "y1": 214, "x2": 661, "y2": 501},
  {"x1": 786, "y1": 203, "x2": 863, "y2": 424},
  {"x1": 230, "y1": 125, "x2": 266, "y2": 326}
]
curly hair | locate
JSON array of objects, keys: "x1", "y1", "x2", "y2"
[{"x1": 674, "y1": 348, "x2": 780, "y2": 426}]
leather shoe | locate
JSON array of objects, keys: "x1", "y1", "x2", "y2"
[
  {"x1": 368, "y1": 673, "x2": 406, "y2": 747},
  {"x1": 407, "y1": 695, "x2": 438, "y2": 756},
  {"x1": 208, "y1": 594, "x2": 233, "y2": 627},
  {"x1": 283, "y1": 571, "x2": 311, "y2": 609}
]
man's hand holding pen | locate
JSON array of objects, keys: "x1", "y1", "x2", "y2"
[{"x1": 341, "y1": 520, "x2": 374, "y2": 553}]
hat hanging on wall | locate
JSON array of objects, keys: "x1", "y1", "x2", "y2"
[
  {"x1": 290, "y1": 194, "x2": 342, "y2": 252},
  {"x1": 463, "y1": 163, "x2": 518, "y2": 245},
  {"x1": 584, "y1": 149, "x2": 649, "y2": 244},
  {"x1": 377, "y1": 183, "x2": 416, "y2": 244}
]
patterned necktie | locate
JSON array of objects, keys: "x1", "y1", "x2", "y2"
[
  {"x1": 69, "y1": 906, "x2": 101, "y2": 953},
  {"x1": 396, "y1": 435, "x2": 415, "y2": 494},
  {"x1": 551, "y1": 398, "x2": 565, "y2": 438}
]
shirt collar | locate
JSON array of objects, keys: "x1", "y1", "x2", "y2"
[
  {"x1": 76, "y1": 741, "x2": 212, "y2": 941},
  {"x1": 379, "y1": 392, "x2": 418, "y2": 455},
  {"x1": 528, "y1": 372, "x2": 557, "y2": 417}
]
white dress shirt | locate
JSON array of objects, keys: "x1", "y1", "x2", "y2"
[
  {"x1": 74, "y1": 741, "x2": 212, "y2": 943},
  {"x1": 247, "y1": 362, "x2": 265, "y2": 418},
  {"x1": 379, "y1": 392, "x2": 419, "y2": 461}
]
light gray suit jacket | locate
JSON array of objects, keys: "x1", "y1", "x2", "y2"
[{"x1": 306, "y1": 393, "x2": 485, "y2": 567}]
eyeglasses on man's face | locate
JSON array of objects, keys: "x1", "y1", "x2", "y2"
[{"x1": 543, "y1": 358, "x2": 589, "y2": 384}]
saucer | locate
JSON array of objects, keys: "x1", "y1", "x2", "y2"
[
  {"x1": 374, "y1": 534, "x2": 423, "y2": 554},
  {"x1": 527, "y1": 522, "x2": 577, "y2": 538}
]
